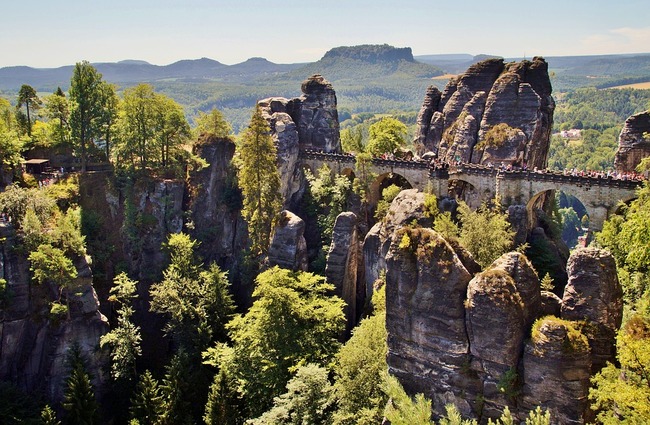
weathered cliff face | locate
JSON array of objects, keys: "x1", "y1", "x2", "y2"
[
  {"x1": 414, "y1": 57, "x2": 554, "y2": 169},
  {"x1": 325, "y1": 212, "x2": 361, "y2": 329},
  {"x1": 187, "y1": 134, "x2": 247, "y2": 270},
  {"x1": 614, "y1": 110, "x2": 650, "y2": 173},
  {"x1": 268, "y1": 210, "x2": 308, "y2": 272},
  {"x1": 362, "y1": 189, "x2": 433, "y2": 301},
  {"x1": 561, "y1": 248, "x2": 623, "y2": 372},
  {"x1": 381, "y1": 193, "x2": 622, "y2": 423},
  {"x1": 0, "y1": 225, "x2": 108, "y2": 405},
  {"x1": 259, "y1": 75, "x2": 341, "y2": 209}
]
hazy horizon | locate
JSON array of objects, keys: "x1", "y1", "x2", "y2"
[{"x1": 2, "y1": 0, "x2": 650, "y2": 68}]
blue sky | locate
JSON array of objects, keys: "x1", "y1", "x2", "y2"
[{"x1": 2, "y1": 0, "x2": 649, "y2": 68}]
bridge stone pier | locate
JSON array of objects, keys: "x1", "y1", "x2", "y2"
[{"x1": 298, "y1": 150, "x2": 642, "y2": 231}]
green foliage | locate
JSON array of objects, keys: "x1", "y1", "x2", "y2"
[
  {"x1": 0, "y1": 381, "x2": 43, "y2": 425},
  {"x1": 523, "y1": 407, "x2": 551, "y2": 425},
  {"x1": 331, "y1": 286, "x2": 387, "y2": 425},
  {"x1": 17, "y1": 84, "x2": 41, "y2": 136},
  {"x1": 423, "y1": 193, "x2": 439, "y2": 219},
  {"x1": 130, "y1": 370, "x2": 165, "y2": 425},
  {"x1": 590, "y1": 315, "x2": 650, "y2": 423},
  {"x1": 115, "y1": 83, "x2": 192, "y2": 171},
  {"x1": 382, "y1": 374, "x2": 434, "y2": 425},
  {"x1": 29, "y1": 244, "x2": 78, "y2": 289},
  {"x1": 51, "y1": 207, "x2": 86, "y2": 257},
  {"x1": 48, "y1": 301, "x2": 69, "y2": 323},
  {"x1": 540, "y1": 273, "x2": 555, "y2": 292},
  {"x1": 439, "y1": 404, "x2": 477, "y2": 425},
  {"x1": 150, "y1": 233, "x2": 235, "y2": 356},
  {"x1": 43, "y1": 88, "x2": 71, "y2": 147},
  {"x1": 374, "y1": 184, "x2": 402, "y2": 221},
  {"x1": 476, "y1": 123, "x2": 519, "y2": 151},
  {"x1": 352, "y1": 152, "x2": 376, "y2": 206},
  {"x1": 530, "y1": 316, "x2": 589, "y2": 354},
  {"x1": 558, "y1": 206, "x2": 582, "y2": 248},
  {"x1": 236, "y1": 105, "x2": 282, "y2": 256},
  {"x1": 62, "y1": 346, "x2": 99, "y2": 425},
  {"x1": 194, "y1": 107, "x2": 232, "y2": 139},
  {"x1": 0, "y1": 184, "x2": 55, "y2": 228},
  {"x1": 250, "y1": 364, "x2": 334, "y2": 425},
  {"x1": 366, "y1": 116, "x2": 407, "y2": 157},
  {"x1": 433, "y1": 211, "x2": 460, "y2": 241},
  {"x1": 159, "y1": 351, "x2": 195, "y2": 425},
  {"x1": 203, "y1": 368, "x2": 242, "y2": 425},
  {"x1": 205, "y1": 266, "x2": 345, "y2": 419},
  {"x1": 305, "y1": 164, "x2": 352, "y2": 247},
  {"x1": 340, "y1": 127, "x2": 364, "y2": 154},
  {"x1": 101, "y1": 273, "x2": 141, "y2": 383},
  {"x1": 69, "y1": 61, "x2": 108, "y2": 171},
  {"x1": 457, "y1": 201, "x2": 514, "y2": 268},
  {"x1": 497, "y1": 368, "x2": 520, "y2": 400},
  {"x1": 40, "y1": 405, "x2": 61, "y2": 425}
]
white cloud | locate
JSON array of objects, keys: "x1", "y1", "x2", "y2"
[{"x1": 581, "y1": 27, "x2": 650, "y2": 54}]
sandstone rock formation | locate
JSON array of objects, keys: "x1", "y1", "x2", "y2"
[
  {"x1": 381, "y1": 192, "x2": 623, "y2": 423},
  {"x1": 0, "y1": 226, "x2": 108, "y2": 405},
  {"x1": 362, "y1": 189, "x2": 433, "y2": 300},
  {"x1": 414, "y1": 57, "x2": 554, "y2": 170},
  {"x1": 187, "y1": 134, "x2": 247, "y2": 269},
  {"x1": 561, "y1": 248, "x2": 623, "y2": 372},
  {"x1": 325, "y1": 212, "x2": 361, "y2": 329},
  {"x1": 268, "y1": 210, "x2": 308, "y2": 272},
  {"x1": 258, "y1": 74, "x2": 341, "y2": 208},
  {"x1": 385, "y1": 226, "x2": 475, "y2": 417},
  {"x1": 614, "y1": 110, "x2": 650, "y2": 173},
  {"x1": 521, "y1": 317, "x2": 591, "y2": 425}
]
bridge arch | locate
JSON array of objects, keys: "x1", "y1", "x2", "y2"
[{"x1": 369, "y1": 172, "x2": 413, "y2": 208}]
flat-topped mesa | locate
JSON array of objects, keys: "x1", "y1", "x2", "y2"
[
  {"x1": 414, "y1": 57, "x2": 554, "y2": 170},
  {"x1": 614, "y1": 110, "x2": 650, "y2": 173}
]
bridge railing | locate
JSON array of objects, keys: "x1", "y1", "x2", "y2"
[{"x1": 298, "y1": 149, "x2": 645, "y2": 191}]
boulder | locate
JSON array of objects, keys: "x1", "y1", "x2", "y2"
[
  {"x1": 268, "y1": 210, "x2": 308, "y2": 272},
  {"x1": 522, "y1": 317, "x2": 591, "y2": 424},
  {"x1": 325, "y1": 212, "x2": 360, "y2": 328},
  {"x1": 614, "y1": 110, "x2": 650, "y2": 173},
  {"x1": 561, "y1": 248, "x2": 623, "y2": 372}
]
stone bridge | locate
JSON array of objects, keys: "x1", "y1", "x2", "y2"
[{"x1": 299, "y1": 150, "x2": 643, "y2": 231}]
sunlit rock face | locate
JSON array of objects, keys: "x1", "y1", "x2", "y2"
[
  {"x1": 414, "y1": 57, "x2": 554, "y2": 170},
  {"x1": 614, "y1": 110, "x2": 650, "y2": 173}
]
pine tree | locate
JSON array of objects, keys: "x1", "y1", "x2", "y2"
[
  {"x1": 40, "y1": 405, "x2": 61, "y2": 425},
  {"x1": 62, "y1": 346, "x2": 99, "y2": 425},
  {"x1": 204, "y1": 368, "x2": 242, "y2": 425},
  {"x1": 159, "y1": 352, "x2": 194, "y2": 425},
  {"x1": 236, "y1": 105, "x2": 282, "y2": 256},
  {"x1": 130, "y1": 370, "x2": 165, "y2": 425}
]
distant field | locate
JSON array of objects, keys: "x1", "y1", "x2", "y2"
[
  {"x1": 431, "y1": 73, "x2": 457, "y2": 80},
  {"x1": 609, "y1": 81, "x2": 650, "y2": 90}
]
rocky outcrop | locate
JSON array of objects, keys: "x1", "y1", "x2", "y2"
[
  {"x1": 381, "y1": 191, "x2": 622, "y2": 423},
  {"x1": 561, "y1": 248, "x2": 623, "y2": 372},
  {"x1": 385, "y1": 226, "x2": 475, "y2": 417},
  {"x1": 414, "y1": 57, "x2": 554, "y2": 170},
  {"x1": 325, "y1": 212, "x2": 361, "y2": 328},
  {"x1": 268, "y1": 211, "x2": 308, "y2": 272},
  {"x1": 0, "y1": 226, "x2": 108, "y2": 406},
  {"x1": 259, "y1": 75, "x2": 341, "y2": 208},
  {"x1": 362, "y1": 189, "x2": 433, "y2": 300},
  {"x1": 187, "y1": 134, "x2": 246, "y2": 269},
  {"x1": 614, "y1": 110, "x2": 650, "y2": 173},
  {"x1": 521, "y1": 317, "x2": 591, "y2": 425}
]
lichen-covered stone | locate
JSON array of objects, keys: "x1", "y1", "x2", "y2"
[{"x1": 561, "y1": 248, "x2": 623, "y2": 372}]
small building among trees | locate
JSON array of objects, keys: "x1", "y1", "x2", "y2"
[{"x1": 23, "y1": 158, "x2": 51, "y2": 174}]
